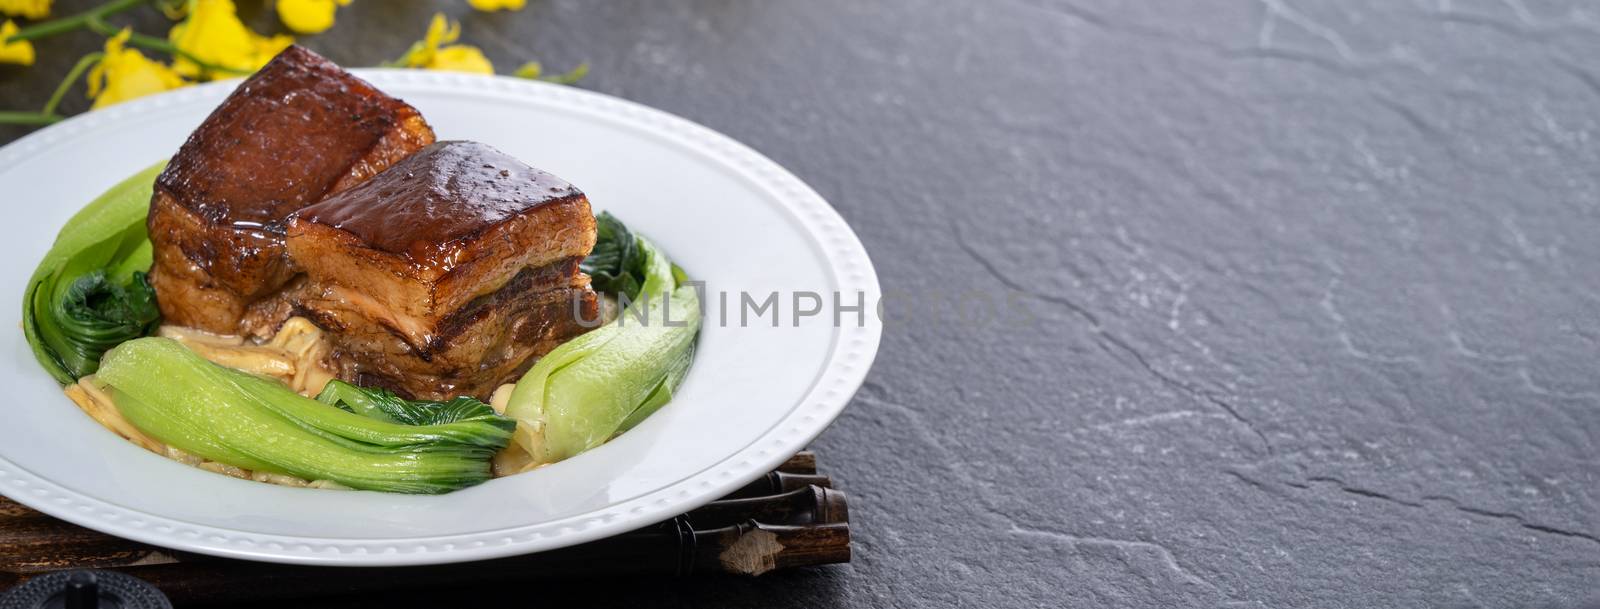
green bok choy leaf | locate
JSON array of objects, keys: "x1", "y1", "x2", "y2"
[
  {"x1": 24, "y1": 163, "x2": 166, "y2": 384},
  {"x1": 579, "y1": 211, "x2": 646, "y2": 301},
  {"x1": 317, "y1": 379, "x2": 513, "y2": 428},
  {"x1": 505, "y1": 215, "x2": 700, "y2": 466},
  {"x1": 97, "y1": 338, "x2": 515, "y2": 494}
]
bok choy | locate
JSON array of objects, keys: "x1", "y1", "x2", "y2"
[
  {"x1": 505, "y1": 212, "x2": 701, "y2": 466},
  {"x1": 24, "y1": 163, "x2": 166, "y2": 384},
  {"x1": 96, "y1": 337, "x2": 514, "y2": 494},
  {"x1": 316, "y1": 380, "x2": 513, "y2": 428},
  {"x1": 580, "y1": 211, "x2": 646, "y2": 301}
]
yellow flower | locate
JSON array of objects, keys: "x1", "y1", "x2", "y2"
[
  {"x1": 277, "y1": 0, "x2": 349, "y2": 35},
  {"x1": 429, "y1": 45, "x2": 492, "y2": 74},
  {"x1": 88, "y1": 29, "x2": 188, "y2": 109},
  {"x1": 393, "y1": 13, "x2": 493, "y2": 74},
  {"x1": 169, "y1": 0, "x2": 293, "y2": 78},
  {"x1": 467, "y1": 0, "x2": 524, "y2": 12},
  {"x1": 0, "y1": 20, "x2": 33, "y2": 66},
  {"x1": 0, "y1": 0, "x2": 49, "y2": 20}
]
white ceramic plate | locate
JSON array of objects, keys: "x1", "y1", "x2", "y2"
[{"x1": 0, "y1": 70, "x2": 880, "y2": 566}]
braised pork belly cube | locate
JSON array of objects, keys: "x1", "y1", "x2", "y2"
[
  {"x1": 148, "y1": 45, "x2": 435, "y2": 334},
  {"x1": 284, "y1": 141, "x2": 597, "y2": 349},
  {"x1": 284, "y1": 141, "x2": 600, "y2": 399}
]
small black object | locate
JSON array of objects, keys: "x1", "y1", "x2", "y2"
[
  {"x1": 63, "y1": 572, "x2": 94, "y2": 609},
  {"x1": 0, "y1": 570, "x2": 170, "y2": 609}
]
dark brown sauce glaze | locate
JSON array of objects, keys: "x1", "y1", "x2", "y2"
[
  {"x1": 148, "y1": 45, "x2": 435, "y2": 334},
  {"x1": 156, "y1": 45, "x2": 430, "y2": 231},
  {"x1": 293, "y1": 141, "x2": 584, "y2": 270}
]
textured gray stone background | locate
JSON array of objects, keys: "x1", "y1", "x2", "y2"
[{"x1": 4, "y1": 1, "x2": 1598, "y2": 607}]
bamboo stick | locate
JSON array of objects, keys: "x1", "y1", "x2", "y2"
[
  {"x1": 776, "y1": 451, "x2": 817, "y2": 474},
  {"x1": 687, "y1": 485, "x2": 849, "y2": 529},
  {"x1": 726, "y1": 471, "x2": 833, "y2": 499}
]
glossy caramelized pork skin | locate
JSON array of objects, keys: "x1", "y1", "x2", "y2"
[
  {"x1": 285, "y1": 141, "x2": 600, "y2": 400},
  {"x1": 285, "y1": 141, "x2": 598, "y2": 348},
  {"x1": 148, "y1": 45, "x2": 435, "y2": 333}
]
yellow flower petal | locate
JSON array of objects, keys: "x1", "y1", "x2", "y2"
[
  {"x1": 89, "y1": 29, "x2": 188, "y2": 109},
  {"x1": 467, "y1": 0, "x2": 524, "y2": 12},
  {"x1": 0, "y1": 0, "x2": 49, "y2": 20},
  {"x1": 0, "y1": 20, "x2": 34, "y2": 66},
  {"x1": 169, "y1": 0, "x2": 293, "y2": 78},
  {"x1": 417, "y1": 13, "x2": 459, "y2": 63},
  {"x1": 392, "y1": 13, "x2": 461, "y2": 68},
  {"x1": 427, "y1": 12, "x2": 460, "y2": 47},
  {"x1": 276, "y1": 0, "x2": 349, "y2": 35},
  {"x1": 427, "y1": 45, "x2": 493, "y2": 74}
]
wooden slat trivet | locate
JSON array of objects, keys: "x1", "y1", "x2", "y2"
[{"x1": 0, "y1": 451, "x2": 846, "y2": 606}]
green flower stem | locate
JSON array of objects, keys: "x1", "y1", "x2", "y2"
[
  {"x1": 0, "y1": 51, "x2": 106, "y2": 125},
  {"x1": 0, "y1": 111, "x2": 60, "y2": 125},
  {"x1": 42, "y1": 52, "x2": 104, "y2": 116},
  {"x1": 5, "y1": 0, "x2": 148, "y2": 44},
  {"x1": 84, "y1": 16, "x2": 250, "y2": 76},
  {"x1": 539, "y1": 62, "x2": 589, "y2": 85},
  {"x1": 513, "y1": 61, "x2": 589, "y2": 85},
  {"x1": 381, "y1": 41, "x2": 426, "y2": 68}
]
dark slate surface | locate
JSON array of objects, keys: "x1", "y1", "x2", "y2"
[{"x1": 4, "y1": 1, "x2": 1599, "y2": 607}]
